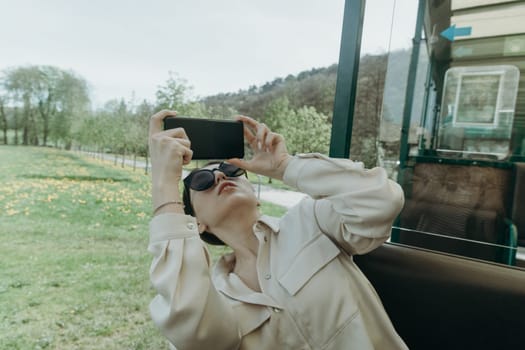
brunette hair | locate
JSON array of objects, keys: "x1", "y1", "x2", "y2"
[{"x1": 182, "y1": 162, "x2": 226, "y2": 245}]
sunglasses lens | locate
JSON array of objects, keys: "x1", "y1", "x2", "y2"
[
  {"x1": 190, "y1": 170, "x2": 215, "y2": 191},
  {"x1": 220, "y1": 163, "x2": 245, "y2": 177},
  {"x1": 186, "y1": 164, "x2": 246, "y2": 192}
]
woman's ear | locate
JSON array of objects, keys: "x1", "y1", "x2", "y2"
[{"x1": 198, "y1": 222, "x2": 208, "y2": 234}]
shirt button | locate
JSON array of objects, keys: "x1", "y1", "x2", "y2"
[
  {"x1": 264, "y1": 236, "x2": 268, "y2": 242},
  {"x1": 187, "y1": 223, "x2": 195, "y2": 230},
  {"x1": 264, "y1": 274, "x2": 271, "y2": 280},
  {"x1": 272, "y1": 308, "x2": 281, "y2": 313}
]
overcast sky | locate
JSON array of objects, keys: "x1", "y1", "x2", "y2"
[{"x1": 0, "y1": 0, "x2": 417, "y2": 107}]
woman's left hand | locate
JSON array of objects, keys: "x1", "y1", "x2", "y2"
[{"x1": 227, "y1": 115, "x2": 292, "y2": 180}]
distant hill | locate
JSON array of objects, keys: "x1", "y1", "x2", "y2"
[
  {"x1": 201, "y1": 64, "x2": 338, "y2": 121},
  {"x1": 200, "y1": 48, "x2": 420, "y2": 166},
  {"x1": 201, "y1": 48, "x2": 416, "y2": 123}
]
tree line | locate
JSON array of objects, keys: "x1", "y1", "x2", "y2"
[{"x1": 1, "y1": 52, "x2": 395, "y2": 169}]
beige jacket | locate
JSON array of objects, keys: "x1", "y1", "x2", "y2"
[{"x1": 148, "y1": 153, "x2": 408, "y2": 350}]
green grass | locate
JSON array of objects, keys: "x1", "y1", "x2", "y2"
[{"x1": 0, "y1": 145, "x2": 286, "y2": 349}]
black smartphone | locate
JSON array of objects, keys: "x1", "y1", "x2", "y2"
[{"x1": 163, "y1": 116, "x2": 244, "y2": 160}]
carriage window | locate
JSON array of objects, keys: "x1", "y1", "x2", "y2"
[{"x1": 370, "y1": 0, "x2": 525, "y2": 267}]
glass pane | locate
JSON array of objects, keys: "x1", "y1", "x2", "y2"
[
  {"x1": 350, "y1": 0, "x2": 419, "y2": 172},
  {"x1": 380, "y1": 0, "x2": 525, "y2": 267},
  {"x1": 437, "y1": 65, "x2": 520, "y2": 159},
  {"x1": 392, "y1": 226, "x2": 518, "y2": 266}
]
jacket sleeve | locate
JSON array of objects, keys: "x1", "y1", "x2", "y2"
[
  {"x1": 282, "y1": 153, "x2": 404, "y2": 255},
  {"x1": 148, "y1": 213, "x2": 241, "y2": 350}
]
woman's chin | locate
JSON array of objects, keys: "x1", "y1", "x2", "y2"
[{"x1": 220, "y1": 193, "x2": 258, "y2": 214}]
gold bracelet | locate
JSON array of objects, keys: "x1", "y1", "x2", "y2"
[{"x1": 153, "y1": 201, "x2": 184, "y2": 214}]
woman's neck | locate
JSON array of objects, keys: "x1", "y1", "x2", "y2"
[
  {"x1": 212, "y1": 207, "x2": 260, "y2": 254},
  {"x1": 233, "y1": 253, "x2": 261, "y2": 292},
  {"x1": 213, "y1": 210, "x2": 262, "y2": 291},
  {"x1": 219, "y1": 218, "x2": 260, "y2": 258},
  {"x1": 231, "y1": 238, "x2": 261, "y2": 292}
]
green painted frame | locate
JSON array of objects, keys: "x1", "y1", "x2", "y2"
[{"x1": 329, "y1": 0, "x2": 366, "y2": 159}]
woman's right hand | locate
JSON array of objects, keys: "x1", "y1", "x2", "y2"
[{"x1": 149, "y1": 110, "x2": 193, "y2": 213}]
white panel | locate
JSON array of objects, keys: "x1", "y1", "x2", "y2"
[
  {"x1": 452, "y1": 0, "x2": 520, "y2": 11},
  {"x1": 451, "y1": 2, "x2": 525, "y2": 40}
]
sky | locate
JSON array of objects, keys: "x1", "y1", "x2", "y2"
[{"x1": 0, "y1": 0, "x2": 418, "y2": 107}]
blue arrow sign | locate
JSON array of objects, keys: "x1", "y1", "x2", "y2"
[{"x1": 440, "y1": 24, "x2": 472, "y2": 42}]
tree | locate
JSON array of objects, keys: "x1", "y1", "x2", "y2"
[
  {"x1": 205, "y1": 102, "x2": 237, "y2": 120},
  {"x1": 134, "y1": 99, "x2": 155, "y2": 174},
  {"x1": 351, "y1": 54, "x2": 388, "y2": 167},
  {"x1": 49, "y1": 68, "x2": 90, "y2": 149},
  {"x1": 200, "y1": 63, "x2": 338, "y2": 122},
  {"x1": 263, "y1": 96, "x2": 294, "y2": 133},
  {"x1": 98, "y1": 99, "x2": 129, "y2": 164},
  {"x1": 282, "y1": 106, "x2": 330, "y2": 155},
  {"x1": 3, "y1": 66, "x2": 41, "y2": 145},
  {"x1": 12, "y1": 107, "x2": 19, "y2": 145},
  {"x1": 1, "y1": 65, "x2": 90, "y2": 148},
  {"x1": 155, "y1": 72, "x2": 192, "y2": 112}
]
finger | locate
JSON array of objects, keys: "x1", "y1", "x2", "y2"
[
  {"x1": 256, "y1": 123, "x2": 269, "y2": 151},
  {"x1": 155, "y1": 135, "x2": 191, "y2": 150},
  {"x1": 243, "y1": 124, "x2": 257, "y2": 146},
  {"x1": 265, "y1": 132, "x2": 281, "y2": 151},
  {"x1": 236, "y1": 115, "x2": 263, "y2": 151},
  {"x1": 149, "y1": 110, "x2": 177, "y2": 137},
  {"x1": 235, "y1": 115, "x2": 257, "y2": 128},
  {"x1": 239, "y1": 115, "x2": 274, "y2": 136},
  {"x1": 238, "y1": 116, "x2": 257, "y2": 134},
  {"x1": 149, "y1": 128, "x2": 190, "y2": 151},
  {"x1": 160, "y1": 127, "x2": 190, "y2": 141},
  {"x1": 182, "y1": 147, "x2": 193, "y2": 165},
  {"x1": 177, "y1": 138, "x2": 191, "y2": 149},
  {"x1": 227, "y1": 157, "x2": 250, "y2": 170},
  {"x1": 237, "y1": 116, "x2": 260, "y2": 137},
  {"x1": 165, "y1": 140, "x2": 192, "y2": 164}
]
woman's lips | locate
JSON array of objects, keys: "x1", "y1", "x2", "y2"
[{"x1": 218, "y1": 181, "x2": 236, "y2": 194}]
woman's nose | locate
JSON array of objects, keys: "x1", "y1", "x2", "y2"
[{"x1": 214, "y1": 171, "x2": 227, "y2": 184}]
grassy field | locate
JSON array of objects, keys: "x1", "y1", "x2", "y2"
[{"x1": 0, "y1": 146, "x2": 286, "y2": 349}]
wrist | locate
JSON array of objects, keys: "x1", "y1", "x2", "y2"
[
  {"x1": 274, "y1": 154, "x2": 293, "y2": 180},
  {"x1": 152, "y1": 185, "x2": 181, "y2": 210}
]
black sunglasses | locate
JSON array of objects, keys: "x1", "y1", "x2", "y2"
[{"x1": 183, "y1": 162, "x2": 246, "y2": 192}]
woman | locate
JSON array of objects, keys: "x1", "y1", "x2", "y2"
[{"x1": 148, "y1": 110, "x2": 408, "y2": 349}]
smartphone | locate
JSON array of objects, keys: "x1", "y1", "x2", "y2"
[{"x1": 163, "y1": 116, "x2": 244, "y2": 160}]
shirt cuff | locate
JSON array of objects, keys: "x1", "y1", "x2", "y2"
[
  {"x1": 282, "y1": 153, "x2": 323, "y2": 189},
  {"x1": 149, "y1": 212, "x2": 199, "y2": 244}
]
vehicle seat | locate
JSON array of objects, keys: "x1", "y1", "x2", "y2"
[{"x1": 396, "y1": 162, "x2": 517, "y2": 264}]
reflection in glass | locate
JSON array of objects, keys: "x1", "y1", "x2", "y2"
[
  {"x1": 392, "y1": 226, "x2": 517, "y2": 266},
  {"x1": 455, "y1": 74, "x2": 500, "y2": 125},
  {"x1": 437, "y1": 65, "x2": 520, "y2": 159},
  {"x1": 359, "y1": 0, "x2": 419, "y2": 178}
]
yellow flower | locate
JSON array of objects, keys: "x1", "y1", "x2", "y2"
[{"x1": 6, "y1": 209, "x2": 19, "y2": 216}]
